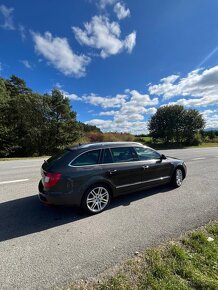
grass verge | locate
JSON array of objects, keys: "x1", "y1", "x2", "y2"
[{"x1": 63, "y1": 221, "x2": 218, "y2": 290}]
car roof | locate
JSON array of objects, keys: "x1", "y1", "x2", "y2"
[{"x1": 69, "y1": 142, "x2": 146, "y2": 151}]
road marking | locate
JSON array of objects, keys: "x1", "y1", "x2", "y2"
[
  {"x1": 12, "y1": 165, "x2": 39, "y2": 169},
  {"x1": 191, "y1": 157, "x2": 206, "y2": 161},
  {"x1": 0, "y1": 179, "x2": 29, "y2": 185}
]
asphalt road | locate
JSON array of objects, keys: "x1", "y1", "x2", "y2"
[{"x1": 0, "y1": 147, "x2": 218, "y2": 289}]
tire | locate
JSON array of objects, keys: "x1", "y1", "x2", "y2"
[
  {"x1": 81, "y1": 184, "x2": 111, "y2": 215},
  {"x1": 171, "y1": 168, "x2": 184, "y2": 188}
]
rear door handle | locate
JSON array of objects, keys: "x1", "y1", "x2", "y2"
[
  {"x1": 108, "y1": 169, "x2": 117, "y2": 175},
  {"x1": 142, "y1": 165, "x2": 149, "y2": 170}
]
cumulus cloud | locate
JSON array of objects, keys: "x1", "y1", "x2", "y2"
[
  {"x1": 64, "y1": 89, "x2": 158, "y2": 134},
  {"x1": 0, "y1": 4, "x2": 14, "y2": 30},
  {"x1": 32, "y1": 31, "x2": 91, "y2": 77},
  {"x1": 72, "y1": 16, "x2": 136, "y2": 58},
  {"x1": 114, "y1": 2, "x2": 130, "y2": 20},
  {"x1": 149, "y1": 66, "x2": 218, "y2": 102},
  {"x1": 86, "y1": 119, "x2": 149, "y2": 135},
  {"x1": 201, "y1": 109, "x2": 218, "y2": 129}
]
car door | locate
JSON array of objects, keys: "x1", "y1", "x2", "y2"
[
  {"x1": 101, "y1": 147, "x2": 142, "y2": 195},
  {"x1": 134, "y1": 147, "x2": 173, "y2": 187}
]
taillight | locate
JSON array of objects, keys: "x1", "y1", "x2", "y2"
[{"x1": 43, "y1": 172, "x2": 62, "y2": 189}]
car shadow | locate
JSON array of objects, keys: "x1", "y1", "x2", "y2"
[{"x1": 0, "y1": 185, "x2": 173, "y2": 242}]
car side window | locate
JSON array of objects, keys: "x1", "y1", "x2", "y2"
[
  {"x1": 110, "y1": 147, "x2": 136, "y2": 163},
  {"x1": 102, "y1": 149, "x2": 113, "y2": 164},
  {"x1": 71, "y1": 150, "x2": 101, "y2": 166},
  {"x1": 135, "y1": 147, "x2": 161, "y2": 160}
]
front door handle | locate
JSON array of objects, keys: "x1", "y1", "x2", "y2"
[
  {"x1": 142, "y1": 165, "x2": 149, "y2": 170},
  {"x1": 108, "y1": 169, "x2": 117, "y2": 175}
]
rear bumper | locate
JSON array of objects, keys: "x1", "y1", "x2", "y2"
[{"x1": 38, "y1": 180, "x2": 82, "y2": 206}]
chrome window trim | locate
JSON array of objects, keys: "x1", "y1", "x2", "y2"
[
  {"x1": 116, "y1": 176, "x2": 170, "y2": 189},
  {"x1": 68, "y1": 146, "x2": 149, "y2": 168}
]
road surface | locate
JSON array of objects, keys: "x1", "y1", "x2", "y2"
[{"x1": 0, "y1": 147, "x2": 218, "y2": 289}]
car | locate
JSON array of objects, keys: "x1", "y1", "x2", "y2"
[{"x1": 38, "y1": 142, "x2": 187, "y2": 214}]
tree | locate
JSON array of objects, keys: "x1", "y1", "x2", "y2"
[
  {"x1": 0, "y1": 75, "x2": 101, "y2": 157},
  {"x1": 148, "y1": 105, "x2": 205, "y2": 145}
]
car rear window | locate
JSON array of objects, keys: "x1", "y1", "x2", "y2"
[
  {"x1": 46, "y1": 149, "x2": 70, "y2": 164},
  {"x1": 71, "y1": 149, "x2": 101, "y2": 166}
]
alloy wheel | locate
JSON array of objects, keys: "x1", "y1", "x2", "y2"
[{"x1": 86, "y1": 186, "x2": 110, "y2": 213}]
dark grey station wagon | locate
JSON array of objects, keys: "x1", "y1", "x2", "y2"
[{"x1": 38, "y1": 142, "x2": 187, "y2": 214}]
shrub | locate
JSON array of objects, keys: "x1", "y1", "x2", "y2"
[
  {"x1": 103, "y1": 132, "x2": 134, "y2": 142},
  {"x1": 86, "y1": 131, "x2": 104, "y2": 142}
]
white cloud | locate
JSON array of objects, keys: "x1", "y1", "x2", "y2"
[
  {"x1": 86, "y1": 119, "x2": 149, "y2": 135},
  {"x1": 114, "y1": 2, "x2": 130, "y2": 20},
  {"x1": 0, "y1": 4, "x2": 14, "y2": 30},
  {"x1": 32, "y1": 31, "x2": 91, "y2": 77},
  {"x1": 124, "y1": 31, "x2": 136, "y2": 53},
  {"x1": 20, "y1": 60, "x2": 32, "y2": 69},
  {"x1": 99, "y1": 110, "x2": 117, "y2": 116},
  {"x1": 98, "y1": 0, "x2": 117, "y2": 9},
  {"x1": 64, "y1": 88, "x2": 158, "y2": 134},
  {"x1": 83, "y1": 93, "x2": 127, "y2": 108},
  {"x1": 72, "y1": 16, "x2": 136, "y2": 58},
  {"x1": 149, "y1": 66, "x2": 218, "y2": 101},
  {"x1": 201, "y1": 109, "x2": 218, "y2": 129}
]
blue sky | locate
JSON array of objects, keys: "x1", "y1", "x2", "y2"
[{"x1": 1, "y1": 0, "x2": 218, "y2": 133}]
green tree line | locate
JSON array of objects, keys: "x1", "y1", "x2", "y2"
[{"x1": 0, "y1": 75, "x2": 100, "y2": 157}]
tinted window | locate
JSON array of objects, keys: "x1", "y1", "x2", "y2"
[
  {"x1": 71, "y1": 150, "x2": 100, "y2": 166},
  {"x1": 111, "y1": 147, "x2": 135, "y2": 163},
  {"x1": 135, "y1": 147, "x2": 160, "y2": 160},
  {"x1": 102, "y1": 149, "x2": 113, "y2": 164},
  {"x1": 47, "y1": 150, "x2": 69, "y2": 164}
]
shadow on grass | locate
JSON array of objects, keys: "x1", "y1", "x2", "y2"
[{"x1": 0, "y1": 185, "x2": 173, "y2": 242}]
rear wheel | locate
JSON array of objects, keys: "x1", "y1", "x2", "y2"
[
  {"x1": 81, "y1": 184, "x2": 111, "y2": 214},
  {"x1": 171, "y1": 168, "x2": 183, "y2": 188}
]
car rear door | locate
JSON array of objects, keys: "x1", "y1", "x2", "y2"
[
  {"x1": 101, "y1": 147, "x2": 142, "y2": 195},
  {"x1": 134, "y1": 147, "x2": 173, "y2": 186}
]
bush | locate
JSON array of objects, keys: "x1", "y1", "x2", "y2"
[
  {"x1": 86, "y1": 131, "x2": 104, "y2": 142},
  {"x1": 103, "y1": 132, "x2": 134, "y2": 142},
  {"x1": 188, "y1": 132, "x2": 203, "y2": 146}
]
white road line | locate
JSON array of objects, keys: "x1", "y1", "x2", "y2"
[
  {"x1": 0, "y1": 179, "x2": 29, "y2": 185},
  {"x1": 12, "y1": 165, "x2": 39, "y2": 169},
  {"x1": 191, "y1": 157, "x2": 206, "y2": 161}
]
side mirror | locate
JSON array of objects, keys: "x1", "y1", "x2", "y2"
[{"x1": 160, "y1": 154, "x2": 166, "y2": 160}]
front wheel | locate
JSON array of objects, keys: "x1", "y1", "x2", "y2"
[
  {"x1": 81, "y1": 184, "x2": 111, "y2": 214},
  {"x1": 171, "y1": 168, "x2": 183, "y2": 188}
]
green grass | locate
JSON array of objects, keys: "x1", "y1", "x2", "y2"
[{"x1": 63, "y1": 221, "x2": 218, "y2": 290}]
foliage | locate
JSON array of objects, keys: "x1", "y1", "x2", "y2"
[
  {"x1": 86, "y1": 131, "x2": 104, "y2": 142},
  {"x1": 148, "y1": 105, "x2": 205, "y2": 145},
  {"x1": 103, "y1": 132, "x2": 134, "y2": 142},
  {"x1": 0, "y1": 75, "x2": 94, "y2": 157}
]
